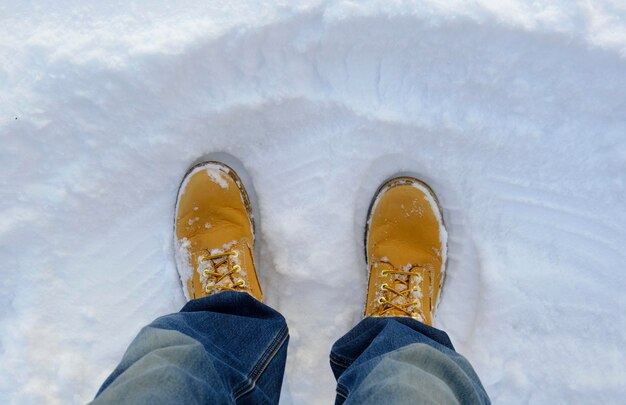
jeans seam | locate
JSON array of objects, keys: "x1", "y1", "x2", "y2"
[
  {"x1": 336, "y1": 383, "x2": 349, "y2": 399},
  {"x1": 329, "y1": 353, "x2": 353, "y2": 368},
  {"x1": 232, "y1": 324, "x2": 289, "y2": 400}
]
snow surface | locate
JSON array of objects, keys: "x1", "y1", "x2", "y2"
[{"x1": 2, "y1": 0, "x2": 626, "y2": 403}]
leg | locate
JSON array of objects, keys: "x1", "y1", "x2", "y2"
[
  {"x1": 94, "y1": 158, "x2": 288, "y2": 403},
  {"x1": 330, "y1": 317, "x2": 489, "y2": 405},
  {"x1": 333, "y1": 175, "x2": 490, "y2": 404},
  {"x1": 93, "y1": 292, "x2": 288, "y2": 405}
]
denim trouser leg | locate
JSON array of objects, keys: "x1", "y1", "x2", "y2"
[
  {"x1": 330, "y1": 317, "x2": 490, "y2": 405},
  {"x1": 93, "y1": 292, "x2": 487, "y2": 404},
  {"x1": 92, "y1": 292, "x2": 289, "y2": 405}
]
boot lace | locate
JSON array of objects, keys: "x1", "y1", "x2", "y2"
[
  {"x1": 374, "y1": 264, "x2": 433, "y2": 320},
  {"x1": 198, "y1": 250, "x2": 246, "y2": 294}
]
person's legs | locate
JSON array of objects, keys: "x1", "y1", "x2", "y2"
[
  {"x1": 93, "y1": 292, "x2": 289, "y2": 404},
  {"x1": 331, "y1": 176, "x2": 490, "y2": 404},
  {"x1": 330, "y1": 317, "x2": 489, "y2": 404},
  {"x1": 93, "y1": 159, "x2": 289, "y2": 404}
]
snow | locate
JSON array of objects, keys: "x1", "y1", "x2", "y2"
[
  {"x1": 174, "y1": 237, "x2": 193, "y2": 301},
  {"x1": 1, "y1": 0, "x2": 626, "y2": 404},
  {"x1": 205, "y1": 165, "x2": 231, "y2": 190}
]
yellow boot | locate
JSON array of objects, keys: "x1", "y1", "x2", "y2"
[
  {"x1": 364, "y1": 176, "x2": 447, "y2": 325},
  {"x1": 174, "y1": 161, "x2": 263, "y2": 301}
]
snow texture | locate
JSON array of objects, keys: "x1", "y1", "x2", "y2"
[{"x1": 1, "y1": 0, "x2": 626, "y2": 403}]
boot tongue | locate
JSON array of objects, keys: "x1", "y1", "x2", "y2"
[
  {"x1": 379, "y1": 260, "x2": 426, "y2": 321},
  {"x1": 198, "y1": 241, "x2": 243, "y2": 291}
]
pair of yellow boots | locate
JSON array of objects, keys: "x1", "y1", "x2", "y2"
[{"x1": 175, "y1": 160, "x2": 446, "y2": 326}]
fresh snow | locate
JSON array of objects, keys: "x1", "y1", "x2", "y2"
[{"x1": 2, "y1": 0, "x2": 626, "y2": 404}]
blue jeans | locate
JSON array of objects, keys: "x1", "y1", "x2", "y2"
[{"x1": 92, "y1": 292, "x2": 489, "y2": 404}]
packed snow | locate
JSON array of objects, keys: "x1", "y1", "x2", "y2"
[{"x1": 1, "y1": 0, "x2": 626, "y2": 403}]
